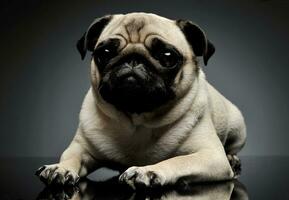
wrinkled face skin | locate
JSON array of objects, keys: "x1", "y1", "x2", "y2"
[
  {"x1": 92, "y1": 14, "x2": 195, "y2": 114},
  {"x1": 95, "y1": 36, "x2": 186, "y2": 114},
  {"x1": 78, "y1": 13, "x2": 214, "y2": 114}
]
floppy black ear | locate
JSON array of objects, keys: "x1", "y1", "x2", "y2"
[
  {"x1": 176, "y1": 19, "x2": 215, "y2": 65},
  {"x1": 77, "y1": 15, "x2": 113, "y2": 60}
]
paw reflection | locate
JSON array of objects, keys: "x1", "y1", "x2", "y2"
[
  {"x1": 37, "y1": 185, "x2": 79, "y2": 199},
  {"x1": 36, "y1": 176, "x2": 248, "y2": 200}
]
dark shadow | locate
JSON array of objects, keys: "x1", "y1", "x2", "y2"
[{"x1": 36, "y1": 176, "x2": 249, "y2": 200}]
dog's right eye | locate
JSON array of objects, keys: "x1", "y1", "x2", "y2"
[
  {"x1": 95, "y1": 47, "x2": 115, "y2": 64},
  {"x1": 93, "y1": 46, "x2": 117, "y2": 67}
]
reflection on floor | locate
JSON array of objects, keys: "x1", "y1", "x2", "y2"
[{"x1": 37, "y1": 177, "x2": 248, "y2": 200}]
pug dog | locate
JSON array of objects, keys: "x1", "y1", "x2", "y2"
[{"x1": 36, "y1": 12, "x2": 246, "y2": 189}]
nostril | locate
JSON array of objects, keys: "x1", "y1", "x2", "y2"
[
  {"x1": 127, "y1": 59, "x2": 140, "y2": 68},
  {"x1": 128, "y1": 60, "x2": 136, "y2": 67},
  {"x1": 133, "y1": 63, "x2": 145, "y2": 70},
  {"x1": 132, "y1": 64, "x2": 147, "y2": 80},
  {"x1": 123, "y1": 62, "x2": 133, "y2": 69}
]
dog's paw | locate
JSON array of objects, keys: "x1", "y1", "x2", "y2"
[
  {"x1": 119, "y1": 166, "x2": 165, "y2": 189},
  {"x1": 35, "y1": 164, "x2": 80, "y2": 186}
]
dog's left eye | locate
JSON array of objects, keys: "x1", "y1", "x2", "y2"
[
  {"x1": 157, "y1": 50, "x2": 179, "y2": 68},
  {"x1": 150, "y1": 38, "x2": 181, "y2": 68}
]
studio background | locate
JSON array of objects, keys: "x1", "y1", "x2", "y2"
[{"x1": 1, "y1": 0, "x2": 288, "y2": 157}]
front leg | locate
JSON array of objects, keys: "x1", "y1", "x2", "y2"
[
  {"x1": 120, "y1": 116, "x2": 234, "y2": 189},
  {"x1": 36, "y1": 132, "x2": 99, "y2": 185},
  {"x1": 119, "y1": 150, "x2": 233, "y2": 189}
]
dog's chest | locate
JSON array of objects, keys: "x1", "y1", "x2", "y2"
[{"x1": 93, "y1": 125, "x2": 180, "y2": 165}]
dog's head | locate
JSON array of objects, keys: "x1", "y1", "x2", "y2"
[{"x1": 77, "y1": 13, "x2": 215, "y2": 114}]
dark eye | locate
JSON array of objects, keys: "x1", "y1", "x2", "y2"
[
  {"x1": 93, "y1": 39, "x2": 120, "y2": 67},
  {"x1": 150, "y1": 38, "x2": 181, "y2": 68},
  {"x1": 94, "y1": 47, "x2": 116, "y2": 67},
  {"x1": 156, "y1": 49, "x2": 179, "y2": 68}
]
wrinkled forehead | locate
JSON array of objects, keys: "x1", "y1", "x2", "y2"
[{"x1": 98, "y1": 13, "x2": 191, "y2": 53}]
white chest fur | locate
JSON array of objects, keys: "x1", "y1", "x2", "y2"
[{"x1": 81, "y1": 107, "x2": 202, "y2": 167}]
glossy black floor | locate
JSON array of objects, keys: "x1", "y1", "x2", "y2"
[{"x1": 0, "y1": 156, "x2": 288, "y2": 199}]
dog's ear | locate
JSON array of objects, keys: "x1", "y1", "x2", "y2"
[
  {"x1": 77, "y1": 15, "x2": 113, "y2": 60},
  {"x1": 176, "y1": 20, "x2": 215, "y2": 65}
]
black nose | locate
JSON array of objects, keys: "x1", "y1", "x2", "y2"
[
  {"x1": 116, "y1": 63, "x2": 147, "y2": 81},
  {"x1": 115, "y1": 54, "x2": 148, "y2": 80},
  {"x1": 127, "y1": 59, "x2": 140, "y2": 68}
]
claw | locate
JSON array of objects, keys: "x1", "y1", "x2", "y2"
[
  {"x1": 48, "y1": 173, "x2": 59, "y2": 185},
  {"x1": 147, "y1": 171, "x2": 161, "y2": 187},
  {"x1": 75, "y1": 175, "x2": 80, "y2": 183},
  {"x1": 65, "y1": 173, "x2": 79, "y2": 185},
  {"x1": 36, "y1": 164, "x2": 80, "y2": 186},
  {"x1": 35, "y1": 166, "x2": 46, "y2": 176},
  {"x1": 120, "y1": 167, "x2": 165, "y2": 189},
  {"x1": 65, "y1": 173, "x2": 73, "y2": 183}
]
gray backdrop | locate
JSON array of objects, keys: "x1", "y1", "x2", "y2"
[{"x1": 1, "y1": 0, "x2": 288, "y2": 157}]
